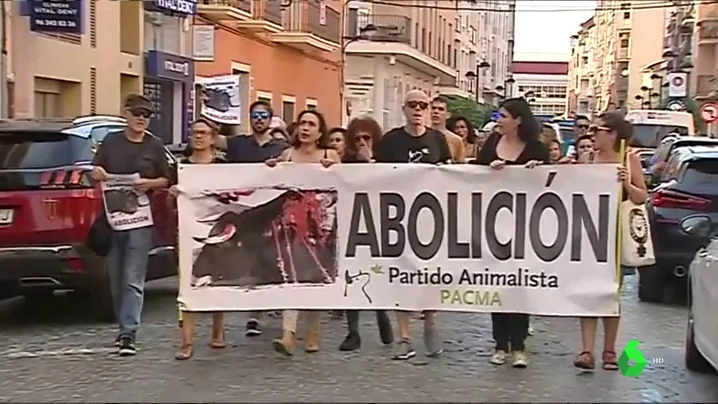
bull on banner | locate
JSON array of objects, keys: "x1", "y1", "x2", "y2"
[{"x1": 177, "y1": 163, "x2": 620, "y2": 316}]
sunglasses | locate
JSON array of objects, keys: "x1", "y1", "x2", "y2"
[
  {"x1": 588, "y1": 125, "x2": 611, "y2": 133},
  {"x1": 251, "y1": 111, "x2": 270, "y2": 120},
  {"x1": 356, "y1": 134, "x2": 372, "y2": 142},
  {"x1": 129, "y1": 108, "x2": 151, "y2": 119},
  {"x1": 405, "y1": 101, "x2": 429, "y2": 110}
]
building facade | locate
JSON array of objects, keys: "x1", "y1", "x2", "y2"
[
  {"x1": 589, "y1": 0, "x2": 665, "y2": 111},
  {"x1": 511, "y1": 58, "x2": 569, "y2": 117},
  {"x1": 195, "y1": 0, "x2": 342, "y2": 133},
  {"x1": 693, "y1": 1, "x2": 717, "y2": 101},
  {"x1": 9, "y1": 0, "x2": 145, "y2": 119},
  {"x1": 343, "y1": 0, "x2": 515, "y2": 126},
  {"x1": 567, "y1": 17, "x2": 597, "y2": 117}
]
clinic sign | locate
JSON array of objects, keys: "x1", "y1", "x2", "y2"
[
  {"x1": 144, "y1": 0, "x2": 197, "y2": 15},
  {"x1": 29, "y1": 0, "x2": 83, "y2": 34}
]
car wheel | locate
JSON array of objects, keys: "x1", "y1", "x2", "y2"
[
  {"x1": 685, "y1": 311, "x2": 716, "y2": 373},
  {"x1": 638, "y1": 266, "x2": 664, "y2": 302}
]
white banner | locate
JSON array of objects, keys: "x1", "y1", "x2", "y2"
[
  {"x1": 178, "y1": 164, "x2": 620, "y2": 316},
  {"x1": 197, "y1": 75, "x2": 241, "y2": 125},
  {"x1": 101, "y1": 174, "x2": 154, "y2": 231}
]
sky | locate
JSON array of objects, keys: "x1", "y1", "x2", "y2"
[{"x1": 513, "y1": 1, "x2": 596, "y2": 56}]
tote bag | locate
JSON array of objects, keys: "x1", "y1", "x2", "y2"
[{"x1": 620, "y1": 151, "x2": 656, "y2": 267}]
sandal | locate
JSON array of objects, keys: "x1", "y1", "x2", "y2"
[
  {"x1": 573, "y1": 351, "x2": 595, "y2": 370},
  {"x1": 175, "y1": 344, "x2": 193, "y2": 360},
  {"x1": 602, "y1": 350, "x2": 619, "y2": 370},
  {"x1": 210, "y1": 330, "x2": 226, "y2": 349}
]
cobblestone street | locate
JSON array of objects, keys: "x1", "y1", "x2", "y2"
[{"x1": 0, "y1": 276, "x2": 716, "y2": 403}]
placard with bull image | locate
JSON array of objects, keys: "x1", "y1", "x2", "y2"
[
  {"x1": 101, "y1": 173, "x2": 154, "y2": 231},
  {"x1": 177, "y1": 163, "x2": 620, "y2": 316}
]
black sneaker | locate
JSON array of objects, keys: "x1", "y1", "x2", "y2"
[
  {"x1": 376, "y1": 312, "x2": 394, "y2": 345},
  {"x1": 245, "y1": 319, "x2": 261, "y2": 337},
  {"x1": 118, "y1": 337, "x2": 136, "y2": 356},
  {"x1": 339, "y1": 331, "x2": 361, "y2": 351}
]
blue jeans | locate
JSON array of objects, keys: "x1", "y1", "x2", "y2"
[{"x1": 108, "y1": 226, "x2": 153, "y2": 340}]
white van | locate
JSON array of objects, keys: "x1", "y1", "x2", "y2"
[{"x1": 624, "y1": 110, "x2": 695, "y2": 149}]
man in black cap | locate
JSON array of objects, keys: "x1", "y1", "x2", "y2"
[{"x1": 91, "y1": 93, "x2": 171, "y2": 356}]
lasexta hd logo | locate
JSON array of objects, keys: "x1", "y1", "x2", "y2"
[{"x1": 617, "y1": 339, "x2": 648, "y2": 377}]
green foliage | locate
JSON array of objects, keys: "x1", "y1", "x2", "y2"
[
  {"x1": 445, "y1": 95, "x2": 492, "y2": 128},
  {"x1": 658, "y1": 97, "x2": 705, "y2": 133}
]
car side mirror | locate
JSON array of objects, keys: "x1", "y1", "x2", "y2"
[{"x1": 680, "y1": 215, "x2": 713, "y2": 238}]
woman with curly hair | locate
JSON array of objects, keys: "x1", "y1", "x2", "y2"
[{"x1": 448, "y1": 115, "x2": 478, "y2": 160}]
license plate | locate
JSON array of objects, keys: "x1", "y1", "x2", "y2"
[{"x1": 0, "y1": 208, "x2": 14, "y2": 225}]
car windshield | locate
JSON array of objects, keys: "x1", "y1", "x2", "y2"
[
  {"x1": 683, "y1": 159, "x2": 718, "y2": 186},
  {"x1": 630, "y1": 125, "x2": 689, "y2": 148}
]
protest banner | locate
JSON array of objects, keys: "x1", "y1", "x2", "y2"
[
  {"x1": 177, "y1": 163, "x2": 620, "y2": 316},
  {"x1": 101, "y1": 174, "x2": 153, "y2": 231}
]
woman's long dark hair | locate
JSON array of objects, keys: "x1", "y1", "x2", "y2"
[
  {"x1": 291, "y1": 110, "x2": 330, "y2": 149},
  {"x1": 447, "y1": 115, "x2": 476, "y2": 144},
  {"x1": 598, "y1": 111, "x2": 633, "y2": 151},
  {"x1": 500, "y1": 98, "x2": 540, "y2": 143}
]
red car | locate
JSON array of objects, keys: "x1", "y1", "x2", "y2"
[{"x1": 0, "y1": 117, "x2": 178, "y2": 319}]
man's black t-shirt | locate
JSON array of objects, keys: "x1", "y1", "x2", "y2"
[
  {"x1": 226, "y1": 135, "x2": 288, "y2": 163},
  {"x1": 93, "y1": 131, "x2": 170, "y2": 179},
  {"x1": 374, "y1": 126, "x2": 452, "y2": 164},
  {"x1": 471, "y1": 132, "x2": 549, "y2": 166}
]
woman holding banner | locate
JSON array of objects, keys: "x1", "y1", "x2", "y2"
[
  {"x1": 470, "y1": 98, "x2": 549, "y2": 368},
  {"x1": 266, "y1": 110, "x2": 341, "y2": 356},
  {"x1": 174, "y1": 117, "x2": 228, "y2": 360},
  {"x1": 337, "y1": 116, "x2": 394, "y2": 351},
  {"x1": 573, "y1": 112, "x2": 647, "y2": 371}
]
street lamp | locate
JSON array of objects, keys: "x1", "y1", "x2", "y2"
[
  {"x1": 650, "y1": 73, "x2": 664, "y2": 105},
  {"x1": 495, "y1": 85, "x2": 505, "y2": 100},
  {"x1": 635, "y1": 94, "x2": 644, "y2": 109},
  {"x1": 465, "y1": 60, "x2": 491, "y2": 103},
  {"x1": 504, "y1": 77, "x2": 515, "y2": 98},
  {"x1": 339, "y1": 23, "x2": 378, "y2": 124},
  {"x1": 524, "y1": 90, "x2": 535, "y2": 99}
]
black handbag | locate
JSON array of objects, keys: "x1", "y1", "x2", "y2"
[{"x1": 86, "y1": 213, "x2": 113, "y2": 257}]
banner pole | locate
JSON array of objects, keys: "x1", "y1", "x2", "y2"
[{"x1": 615, "y1": 139, "x2": 627, "y2": 298}]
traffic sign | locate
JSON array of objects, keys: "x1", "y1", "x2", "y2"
[
  {"x1": 666, "y1": 100, "x2": 685, "y2": 111},
  {"x1": 701, "y1": 102, "x2": 718, "y2": 123}
]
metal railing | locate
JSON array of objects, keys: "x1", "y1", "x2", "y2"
[
  {"x1": 252, "y1": 0, "x2": 282, "y2": 25},
  {"x1": 699, "y1": 22, "x2": 718, "y2": 40},
  {"x1": 696, "y1": 75, "x2": 717, "y2": 97},
  {"x1": 307, "y1": 0, "x2": 340, "y2": 43},
  {"x1": 355, "y1": 14, "x2": 411, "y2": 44},
  {"x1": 200, "y1": 0, "x2": 251, "y2": 14}
]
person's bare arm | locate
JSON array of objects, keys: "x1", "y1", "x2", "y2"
[
  {"x1": 452, "y1": 135, "x2": 465, "y2": 163},
  {"x1": 625, "y1": 152, "x2": 648, "y2": 204}
]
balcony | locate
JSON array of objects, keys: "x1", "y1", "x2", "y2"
[
  {"x1": 344, "y1": 14, "x2": 456, "y2": 86},
  {"x1": 617, "y1": 47, "x2": 629, "y2": 60},
  {"x1": 696, "y1": 74, "x2": 718, "y2": 98},
  {"x1": 197, "y1": 0, "x2": 252, "y2": 23},
  {"x1": 698, "y1": 21, "x2": 718, "y2": 45},
  {"x1": 271, "y1": 0, "x2": 340, "y2": 53},
  {"x1": 236, "y1": 0, "x2": 283, "y2": 33},
  {"x1": 355, "y1": 14, "x2": 411, "y2": 43}
]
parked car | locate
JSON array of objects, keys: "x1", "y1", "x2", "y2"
[
  {"x1": 640, "y1": 146, "x2": 718, "y2": 304},
  {"x1": 679, "y1": 215, "x2": 718, "y2": 373},
  {"x1": 0, "y1": 117, "x2": 178, "y2": 320},
  {"x1": 648, "y1": 136, "x2": 718, "y2": 188}
]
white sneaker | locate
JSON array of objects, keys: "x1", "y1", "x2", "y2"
[
  {"x1": 512, "y1": 351, "x2": 528, "y2": 368},
  {"x1": 528, "y1": 326, "x2": 535, "y2": 336},
  {"x1": 489, "y1": 349, "x2": 508, "y2": 365}
]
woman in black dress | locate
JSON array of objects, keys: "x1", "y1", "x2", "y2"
[
  {"x1": 470, "y1": 97, "x2": 549, "y2": 368},
  {"x1": 336, "y1": 116, "x2": 394, "y2": 351}
]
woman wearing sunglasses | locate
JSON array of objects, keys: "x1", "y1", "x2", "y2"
[
  {"x1": 573, "y1": 112, "x2": 647, "y2": 371},
  {"x1": 173, "y1": 117, "x2": 227, "y2": 360}
]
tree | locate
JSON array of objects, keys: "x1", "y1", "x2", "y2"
[
  {"x1": 445, "y1": 95, "x2": 492, "y2": 128},
  {"x1": 658, "y1": 97, "x2": 705, "y2": 133}
]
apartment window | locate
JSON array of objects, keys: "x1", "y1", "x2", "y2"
[
  {"x1": 453, "y1": 49, "x2": 458, "y2": 69},
  {"x1": 470, "y1": 27, "x2": 476, "y2": 44},
  {"x1": 455, "y1": 17, "x2": 460, "y2": 32},
  {"x1": 257, "y1": 96, "x2": 271, "y2": 105},
  {"x1": 620, "y1": 3, "x2": 630, "y2": 19},
  {"x1": 282, "y1": 100, "x2": 296, "y2": 121}
]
